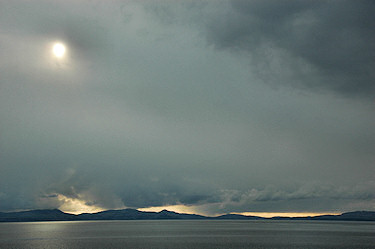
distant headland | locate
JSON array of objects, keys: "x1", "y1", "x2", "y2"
[{"x1": 0, "y1": 209, "x2": 374, "y2": 222}]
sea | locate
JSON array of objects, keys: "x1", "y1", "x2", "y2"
[{"x1": 0, "y1": 220, "x2": 374, "y2": 249}]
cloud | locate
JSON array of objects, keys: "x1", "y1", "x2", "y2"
[
  {"x1": 0, "y1": 0, "x2": 374, "y2": 214},
  {"x1": 195, "y1": 181, "x2": 375, "y2": 214},
  {"x1": 174, "y1": 0, "x2": 375, "y2": 96}
]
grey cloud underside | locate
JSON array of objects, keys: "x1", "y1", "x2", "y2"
[
  {"x1": 0, "y1": 0, "x2": 374, "y2": 214},
  {"x1": 204, "y1": 0, "x2": 375, "y2": 95}
]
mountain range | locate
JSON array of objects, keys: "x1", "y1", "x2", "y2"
[{"x1": 0, "y1": 209, "x2": 374, "y2": 222}]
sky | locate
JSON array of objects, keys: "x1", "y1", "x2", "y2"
[{"x1": 0, "y1": 0, "x2": 374, "y2": 216}]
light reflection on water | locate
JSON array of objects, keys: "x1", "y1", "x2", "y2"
[{"x1": 0, "y1": 220, "x2": 374, "y2": 249}]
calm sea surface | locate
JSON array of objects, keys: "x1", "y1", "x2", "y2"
[{"x1": 0, "y1": 220, "x2": 374, "y2": 249}]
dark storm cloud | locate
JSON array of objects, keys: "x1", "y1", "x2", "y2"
[
  {"x1": 0, "y1": 0, "x2": 374, "y2": 214},
  {"x1": 204, "y1": 0, "x2": 375, "y2": 95}
]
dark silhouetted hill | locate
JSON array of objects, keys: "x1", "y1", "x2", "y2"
[
  {"x1": 1, "y1": 209, "x2": 374, "y2": 222},
  {"x1": 215, "y1": 214, "x2": 264, "y2": 220},
  {"x1": 0, "y1": 209, "x2": 76, "y2": 222},
  {"x1": 312, "y1": 211, "x2": 375, "y2": 221},
  {"x1": 77, "y1": 209, "x2": 205, "y2": 220}
]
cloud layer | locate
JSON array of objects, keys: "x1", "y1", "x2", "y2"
[
  {"x1": 0, "y1": 0, "x2": 374, "y2": 214},
  {"x1": 204, "y1": 0, "x2": 375, "y2": 95}
]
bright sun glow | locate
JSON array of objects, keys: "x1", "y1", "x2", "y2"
[
  {"x1": 52, "y1": 43, "x2": 66, "y2": 58},
  {"x1": 57, "y1": 194, "x2": 104, "y2": 215}
]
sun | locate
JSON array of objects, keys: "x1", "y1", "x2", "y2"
[{"x1": 52, "y1": 42, "x2": 66, "y2": 58}]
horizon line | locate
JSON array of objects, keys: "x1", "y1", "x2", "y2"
[{"x1": 37, "y1": 207, "x2": 344, "y2": 218}]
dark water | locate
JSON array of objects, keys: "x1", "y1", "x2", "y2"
[{"x1": 0, "y1": 220, "x2": 374, "y2": 249}]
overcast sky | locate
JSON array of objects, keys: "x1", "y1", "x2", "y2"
[{"x1": 0, "y1": 0, "x2": 374, "y2": 215}]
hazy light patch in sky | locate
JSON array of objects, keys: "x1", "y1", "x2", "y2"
[
  {"x1": 52, "y1": 42, "x2": 66, "y2": 58},
  {"x1": 56, "y1": 194, "x2": 105, "y2": 215},
  {"x1": 232, "y1": 212, "x2": 341, "y2": 218},
  {"x1": 42, "y1": 40, "x2": 81, "y2": 81}
]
